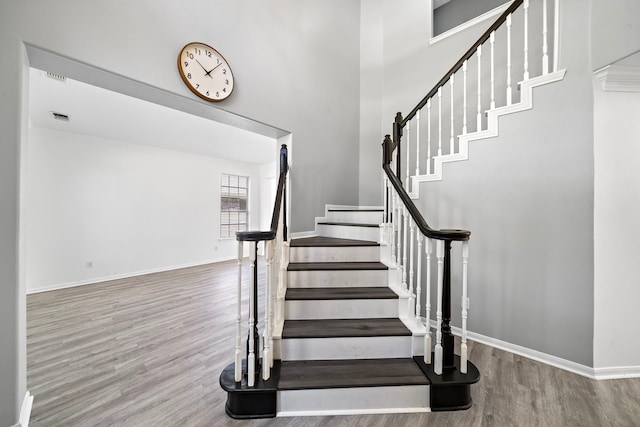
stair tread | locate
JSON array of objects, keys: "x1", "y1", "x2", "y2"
[
  {"x1": 278, "y1": 358, "x2": 429, "y2": 390},
  {"x1": 327, "y1": 208, "x2": 383, "y2": 212},
  {"x1": 282, "y1": 318, "x2": 411, "y2": 338},
  {"x1": 288, "y1": 261, "x2": 388, "y2": 271},
  {"x1": 318, "y1": 221, "x2": 380, "y2": 227},
  {"x1": 285, "y1": 287, "x2": 398, "y2": 300},
  {"x1": 290, "y1": 236, "x2": 379, "y2": 247}
]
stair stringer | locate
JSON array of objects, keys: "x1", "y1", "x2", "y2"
[{"x1": 407, "y1": 69, "x2": 567, "y2": 200}]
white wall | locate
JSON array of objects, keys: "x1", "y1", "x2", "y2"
[
  {"x1": 593, "y1": 84, "x2": 640, "y2": 371},
  {"x1": 25, "y1": 127, "x2": 269, "y2": 293}
]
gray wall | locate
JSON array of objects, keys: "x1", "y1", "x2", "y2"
[
  {"x1": 361, "y1": 0, "x2": 595, "y2": 366},
  {"x1": 434, "y1": 0, "x2": 510, "y2": 36},
  {"x1": 591, "y1": 0, "x2": 640, "y2": 70},
  {"x1": 0, "y1": 0, "x2": 361, "y2": 423}
]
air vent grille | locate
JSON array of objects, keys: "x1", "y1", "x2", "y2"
[
  {"x1": 46, "y1": 72, "x2": 67, "y2": 82},
  {"x1": 51, "y1": 112, "x2": 70, "y2": 122}
]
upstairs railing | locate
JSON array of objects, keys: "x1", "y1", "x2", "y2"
[
  {"x1": 397, "y1": 0, "x2": 561, "y2": 187},
  {"x1": 234, "y1": 144, "x2": 288, "y2": 386},
  {"x1": 382, "y1": 0, "x2": 559, "y2": 375}
]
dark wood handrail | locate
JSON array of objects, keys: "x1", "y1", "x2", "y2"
[
  {"x1": 383, "y1": 136, "x2": 470, "y2": 242},
  {"x1": 236, "y1": 144, "x2": 288, "y2": 242},
  {"x1": 402, "y1": 0, "x2": 523, "y2": 126}
]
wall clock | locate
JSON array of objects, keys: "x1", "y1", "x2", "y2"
[{"x1": 177, "y1": 42, "x2": 235, "y2": 102}]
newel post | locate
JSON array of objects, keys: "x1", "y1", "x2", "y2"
[
  {"x1": 280, "y1": 144, "x2": 288, "y2": 241},
  {"x1": 393, "y1": 112, "x2": 404, "y2": 184}
]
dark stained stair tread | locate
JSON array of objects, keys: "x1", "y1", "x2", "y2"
[
  {"x1": 287, "y1": 262, "x2": 388, "y2": 271},
  {"x1": 327, "y1": 208, "x2": 383, "y2": 212},
  {"x1": 278, "y1": 358, "x2": 429, "y2": 390},
  {"x1": 285, "y1": 287, "x2": 398, "y2": 300},
  {"x1": 290, "y1": 236, "x2": 379, "y2": 247},
  {"x1": 282, "y1": 318, "x2": 411, "y2": 339}
]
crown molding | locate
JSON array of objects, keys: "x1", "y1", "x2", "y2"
[{"x1": 595, "y1": 64, "x2": 640, "y2": 92}]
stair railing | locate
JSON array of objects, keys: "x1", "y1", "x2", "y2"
[
  {"x1": 381, "y1": 0, "x2": 561, "y2": 376},
  {"x1": 398, "y1": 0, "x2": 561, "y2": 188},
  {"x1": 234, "y1": 144, "x2": 288, "y2": 386},
  {"x1": 383, "y1": 137, "x2": 470, "y2": 375}
]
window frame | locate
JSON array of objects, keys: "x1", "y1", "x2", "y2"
[{"x1": 219, "y1": 173, "x2": 250, "y2": 239}]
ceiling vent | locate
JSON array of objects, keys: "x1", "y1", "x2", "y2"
[
  {"x1": 45, "y1": 71, "x2": 67, "y2": 82},
  {"x1": 50, "y1": 112, "x2": 70, "y2": 122}
]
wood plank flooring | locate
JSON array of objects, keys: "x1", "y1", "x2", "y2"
[{"x1": 28, "y1": 260, "x2": 640, "y2": 426}]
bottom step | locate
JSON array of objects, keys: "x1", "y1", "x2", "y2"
[{"x1": 278, "y1": 358, "x2": 429, "y2": 416}]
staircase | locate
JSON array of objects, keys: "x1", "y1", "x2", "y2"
[{"x1": 220, "y1": 206, "x2": 479, "y2": 417}]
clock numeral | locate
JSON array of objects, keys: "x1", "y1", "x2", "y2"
[
  {"x1": 184, "y1": 61, "x2": 189, "y2": 67},
  {"x1": 223, "y1": 69, "x2": 227, "y2": 75},
  {"x1": 216, "y1": 91, "x2": 220, "y2": 97},
  {"x1": 225, "y1": 79, "x2": 229, "y2": 85},
  {"x1": 206, "y1": 91, "x2": 210, "y2": 96},
  {"x1": 187, "y1": 73, "x2": 192, "y2": 79},
  {"x1": 217, "y1": 58, "x2": 220, "y2": 64},
  {"x1": 206, "y1": 51, "x2": 212, "y2": 58},
  {"x1": 187, "y1": 53, "x2": 194, "y2": 60},
  {"x1": 223, "y1": 88, "x2": 227, "y2": 93},
  {"x1": 196, "y1": 84, "x2": 200, "y2": 89},
  {"x1": 195, "y1": 48, "x2": 201, "y2": 55}
]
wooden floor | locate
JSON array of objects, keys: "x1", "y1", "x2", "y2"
[{"x1": 28, "y1": 261, "x2": 640, "y2": 426}]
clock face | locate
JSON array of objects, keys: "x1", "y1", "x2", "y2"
[{"x1": 178, "y1": 42, "x2": 234, "y2": 102}]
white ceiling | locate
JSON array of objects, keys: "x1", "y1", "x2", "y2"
[{"x1": 28, "y1": 67, "x2": 277, "y2": 164}]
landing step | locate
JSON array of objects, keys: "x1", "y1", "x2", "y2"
[
  {"x1": 287, "y1": 262, "x2": 387, "y2": 271},
  {"x1": 290, "y1": 236, "x2": 379, "y2": 247},
  {"x1": 278, "y1": 358, "x2": 429, "y2": 390},
  {"x1": 317, "y1": 222, "x2": 379, "y2": 227},
  {"x1": 285, "y1": 287, "x2": 398, "y2": 300},
  {"x1": 282, "y1": 318, "x2": 411, "y2": 339}
]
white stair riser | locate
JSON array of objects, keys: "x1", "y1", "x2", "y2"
[
  {"x1": 325, "y1": 210, "x2": 384, "y2": 225},
  {"x1": 287, "y1": 270, "x2": 388, "y2": 288},
  {"x1": 317, "y1": 224, "x2": 380, "y2": 242},
  {"x1": 277, "y1": 385, "x2": 430, "y2": 416},
  {"x1": 289, "y1": 246, "x2": 380, "y2": 263},
  {"x1": 281, "y1": 336, "x2": 411, "y2": 360},
  {"x1": 285, "y1": 299, "x2": 398, "y2": 320}
]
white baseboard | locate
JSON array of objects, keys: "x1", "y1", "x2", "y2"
[
  {"x1": 427, "y1": 319, "x2": 640, "y2": 380},
  {"x1": 26, "y1": 257, "x2": 234, "y2": 294}
]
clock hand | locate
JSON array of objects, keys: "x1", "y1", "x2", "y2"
[
  {"x1": 205, "y1": 62, "x2": 224, "y2": 76},
  {"x1": 194, "y1": 59, "x2": 210, "y2": 76}
]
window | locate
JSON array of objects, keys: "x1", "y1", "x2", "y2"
[{"x1": 220, "y1": 173, "x2": 249, "y2": 238}]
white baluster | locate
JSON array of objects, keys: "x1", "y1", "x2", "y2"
[
  {"x1": 424, "y1": 238, "x2": 433, "y2": 364},
  {"x1": 463, "y1": 60, "x2": 468, "y2": 135},
  {"x1": 438, "y1": 87, "x2": 443, "y2": 157},
  {"x1": 248, "y1": 242, "x2": 256, "y2": 386},
  {"x1": 507, "y1": 13, "x2": 513, "y2": 105},
  {"x1": 409, "y1": 219, "x2": 415, "y2": 303},
  {"x1": 416, "y1": 110, "x2": 421, "y2": 176},
  {"x1": 449, "y1": 74, "x2": 455, "y2": 155},
  {"x1": 416, "y1": 233, "x2": 423, "y2": 328},
  {"x1": 523, "y1": 0, "x2": 530, "y2": 81},
  {"x1": 553, "y1": 0, "x2": 560, "y2": 72},
  {"x1": 382, "y1": 177, "x2": 388, "y2": 245},
  {"x1": 542, "y1": 0, "x2": 549, "y2": 75},
  {"x1": 434, "y1": 239, "x2": 445, "y2": 375},
  {"x1": 390, "y1": 191, "x2": 396, "y2": 265},
  {"x1": 406, "y1": 122, "x2": 410, "y2": 191},
  {"x1": 427, "y1": 99, "x2": 432, "y2": 174},
  {"x1": 263, "y1": 240, "x2": 272, "y2": 380},
  {"x1": 476, "y1": 45, "x2": 482, "y2": 131},
  {"x1": 490, "y1": 31, "x2": 496, "y2": 110},
  {"x1": 234, "y1": 241, "x2": 243, "y2": 382},
  {"x1": 396, "y1": 196, "x2": 402, "y2": 267},
  {"x1": 402, "y1": 207, "x2": 409, "y2": 292},
  {"x1": 461, "y1": 241, "x2": 470, "y2": 374}
]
